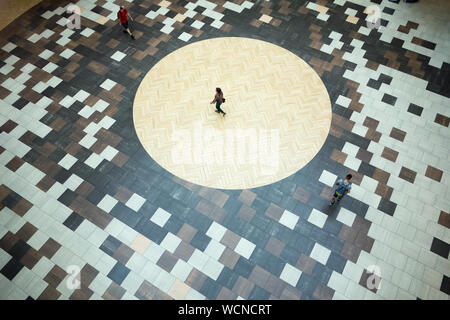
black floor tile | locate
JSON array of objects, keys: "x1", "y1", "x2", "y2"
[
  {"x1": 0, "y1": 258, "x2": 24, "y2": 281},
  {"x1": 430, "y1": 237, "x2": 449, "y2": 259}
]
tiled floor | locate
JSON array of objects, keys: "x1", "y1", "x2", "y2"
[
  {"x1": 0, "y1": 0, "x2": 449, "y2": 300},
  {"x1": 133, "y1": 36, "x2": 332, "y2": 189}
]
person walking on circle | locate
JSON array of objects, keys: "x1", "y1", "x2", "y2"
[
  {"x1": 210, "y1": 87, "x2": 226, "y2": 117},
  {"x1": 330, "y1": 174, "x2": 352, "y2": 205},
  {"x1": 117, "y1": 6, "x2": 135, "y2": 40}
]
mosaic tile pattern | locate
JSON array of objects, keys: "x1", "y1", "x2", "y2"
[{"x1": 0, "y1": 0, "x2": 449, "y2": 300}]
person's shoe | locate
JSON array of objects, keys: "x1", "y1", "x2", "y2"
[
  {"x1": 223, "y1": 112, "x2": 226, "y2": 117},
  {"x1": 123, "y1": 30, "x2": 128, "y2": 34},
  {"x1": 131, "y1": 34, "x2": 135, "y2": 40},
  {"x1": 215, "y1": 110, "x2": 219, "y2": 113}
]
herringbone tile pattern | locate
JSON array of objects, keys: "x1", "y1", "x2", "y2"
[{"x1": 134, "y1": 37, "x2": 332, "y2": 189}]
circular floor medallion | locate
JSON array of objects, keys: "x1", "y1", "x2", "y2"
[{"x1": 133, "y1": 37, "x2": 332, "y2": 189}]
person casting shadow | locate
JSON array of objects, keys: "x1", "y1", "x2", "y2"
[{"x1": 210, "y1": 87, "x2": 226, "y2": 117}]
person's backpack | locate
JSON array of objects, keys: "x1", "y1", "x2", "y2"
[{"x1": 336, "y1": 181, "x2": 350, "y2": 195}]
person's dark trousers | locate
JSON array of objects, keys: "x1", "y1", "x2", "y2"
[{"x1": 216, "y1": 102, "x2": 225, "y2": 114}]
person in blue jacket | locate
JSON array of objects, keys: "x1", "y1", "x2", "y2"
[{"x1": 330, "y1": 174, "x2": 352, "y2": 205}]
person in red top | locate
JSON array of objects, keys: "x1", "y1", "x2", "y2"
[
  {"x1": 117, "y1": 6, "x2": 135, "y2": 39},
  {"x1": 210, "y1": 87, "x2": 226, "y2": 117}
]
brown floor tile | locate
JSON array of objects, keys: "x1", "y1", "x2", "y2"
[
  {"x1": 49, "y1": 117, "x2": 66, "y2": 131},
  {"x1": 264, "y1": 236, "x2": 285, "y2": 258},
  {"x1": 381, "y1": 146, "x2": 399, "y2": 162},
  {"x1": 293, "y1": 186, "x2": 311, "y2": 203},
  {"x1": 20, "y1": 248, "x2": 42, "y2": 269},
  {"x1": 135, "y1": 280, "x2": 156, "y2": 300},
  {"x1": 237, "y1": 204, "x2": 256, "y2": 222},
  {"x1": 375, "y1": 183, "x2": 393, "y2": 200},
  {"x1": 111, "y1": 152, "x2": 129, "y2": 167},
  {"x1": 356, "y1": 148, "x2": 373, "y2": 163},
  {"x1": 36, "y1": 175, "x2": 56, "y2": 192},
  {"x1": 177, "y1": 223, "x2": 197, "y2": 243},
  {"x1": 359, "y1": 269, "x2": 380, "y2": 293},
  {"x1": 372, "y1": 168, "x2": 390, "y2": 185},
  {"x1": 295, "y1": 253, "x2": 316, "y2": 275},
  {"x1": 37, "y1": 285, "x2": 61, "y2": 300},
  {"x1": 232, "y1": 276, "x2": 255, "y2": 299},
  {"x1": 341, "y1": 241, "x2": 361, "y2": 263},
  {"x1": 64, "y1": 142, "x2": 81, "y2": 156},
  {"x1": 185, "y1": 269, "x2": 207, "y2": 292},
  {"x1": 127, "y1": 68, "x2": 142, "y2": 79},
  {"x1": 364, "y1": 117, "x2": 379, "y2": 131},
  {"x1": 279, "y1": 285, "x2": 302, "y2": 299},
  {"x1": 113, "y1": 244, "x2": 134, "y2": 265},
  {"x1": 425, "y1": 165, "x2": 443, "y2": 182},
  {"x1": 354, "y1": 232, "x2": 374, "y2": 252},
  {"x1": 114, "y1": 187, "x2": 133, "y2": 204},
  {"x1": 39, "y1": 238, "x2": 61, "y2": 259},
  {"x1": 70, "y1": 196, "x2": 113, "y2": 229},
  {"x1": 80, "y1": 263, "x2": 99, "y2": 288},
  {"x1": 15, "y1": 222, "x2": 37, "y2": 242},
  {"x1": 347, "y1": 169, "x2": 363, "y2": 186},
  {"x1": 75, "y1": 181, "x2": 95, "y2": 197},
  {"x1": 390, "y1": 127, "x2": 406, "y2": 142},
  {"x1": 263, "y1": 274, "x2": 286, "y2": 298},
  {"x1": 102, "y1": 282, "x2": 126, "y2": 300},
  {"x1": 87, "y1": 60, "x2": 109, "y2": 75},
  {"x1": 238, "y1": 190, "x2": 257, "y2": 206},
  {"x1": 0, "y1": 119, "x2": 17, "y2": 133},
  {"x1": 173, "y1": 241, "x2": 195, "y2": 262},
  {"x1": 332, "y1": 113, "x2": 355, "y2": 131},
  {"x1": 95, "y1": 128, "x2": 122, "y2": 147},
  {"x1": 434, "y1": 113, "x2": 449, "y2": 127},
  {"x1": 196, "y1": 198, "x2": 216, "y2": 216},
  {"x1": 437, "y1": 211, "x2": 450, "y2": 229},
  {"x1": 44, "y1": 265, "x2": 67, "y2": 288},
  {"x1": 399, "y1": 166, "x2": 417, "y2": 184},
  {"x1": 248, "y1": 265, "x2": 271, "y2": 288},
  {"x1": 352, "y1": 216, "x2": 371, "y2": 235},
  {"x1": 70, "y1": 285, "x2": 94, "y2": 300},
  {"x1": 208, "y1": 190, "x2": 229, "y2": 208},
  {"x1": 329, "y1": 124, "x2": 344, "y2": 138},
  {"x1": 330, "y1": 149, "x2": 347, "y2": 165},
  {"x1": 264, "y1": 203, "x2": 284, "y2": 221},
  {"x1": 0, "y1": 231, "x2": 19, "y2": 252},
  {"x1": 313, "y1": 283, "x2": 334, "y2": 300},
  {"x1": 5, "y1": 156, "x2": 25, "y2": 172},
  {"x1": 135, "y1": 280, "x2": 172, "y2": 300},
  {"x1": 157, "y1": 250, "x2": 178, "y2": 272},
  {"x1": 220, "y1": 230, "x2": 240, "y2": 250},
  {"x1": 217, "y1": 286, "x2": 238, "y2": 300},
  {"x1": 19, "y1": 131, "x2": 36, "y2": 145},
  {"x1": 365, "y1": 128, "x2": 381, "y2": 142},
  {"x1": 12, "y1": 198, "x2": 33, "y2": 217},
  {"x1": 219, "y1": 247, "x2": 240, "y2": 269}
]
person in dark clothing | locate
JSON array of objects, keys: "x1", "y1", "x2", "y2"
[
  {"x1": 117, "y1": 6, "x2": 135, "y2": 39},
  {"x1": 210, "y1": 87, "x2": 226, "y2": 117},
  {"x1": 330, "y1": 174, "x2": 352, "y2": 205}
]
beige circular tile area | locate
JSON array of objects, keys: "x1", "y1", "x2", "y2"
[{"x1": 133, "y1": 37, "x2": 331, "y2": 190}]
